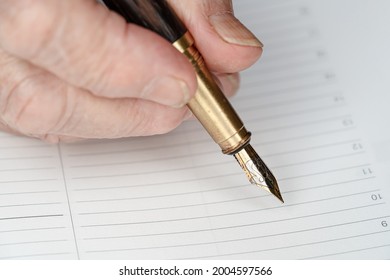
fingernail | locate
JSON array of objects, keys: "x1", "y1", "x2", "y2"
[
  {"x1": 142, "y1": 76, "x2": 191, "y2": 108},
  {"x1": 209, "y1": 13, "x2": 263, "y2": 47}
]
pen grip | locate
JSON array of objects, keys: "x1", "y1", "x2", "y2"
[
  {"x1": 101, "y1": 0, "x2": 187, "y2": 43},
  {"x1": 101, "y1": 0, "x2": 251, "y2": 154}
]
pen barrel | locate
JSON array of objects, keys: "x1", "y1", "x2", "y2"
[
  {"x1": 173, "y1": 33, "x2": 251, "y2": 154},
  {"x1": 102, "y1": 0, "x2": 251, "y2": 154}
]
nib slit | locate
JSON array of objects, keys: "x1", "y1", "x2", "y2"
[{"x1": 234, "y1": 144, "x2": 284, "y2": 203}]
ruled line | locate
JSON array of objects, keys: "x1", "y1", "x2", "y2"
[
  {"x1": 0, "y1": 167, "x2": 56, "y2": 173},
  {"x1": 64, "y1": 100, "x2": 343, "y2": 159},
  {"x1": 237, "y1": 1, "x2": 305, "y2": 21},
  {"x1": 70, "y1": 159, "x2": 368, "y2": 182},
  {"x1": 241, "y1": 5, "x2": 309, "y2": 29},
  {"x1": 64, "y1": 115, "x2": 351, "y2": 164},
  {"x1": 272, "y1": 151, "x2": 366, "y2": 169},
  {"x1": 72, "y1": 166, "x2": 374, "y2": 193},
  {"x1": 245, "y1": 93, "x2": 350, "y2": 120},
  {"x1": 257, "y1": 127, "x2": 356, "y2": 146},
  {"x1": 302, "y1": 244, "x2": 390, "y2": 259},
  {"x1": 284, "y1": 176, "x2": 376, "y2": 194},
  {"x1": 250, "y1": 114, "x2": 350, "y2": 133},
  {"x1": 247, "y1": 103, "x2": 346, "y2": 122},
  {"x1": 69, "y1": 148, "x2": 362, "y2": 173},
  {"x1": 0, "y1": 226, "x2": 66, "y2": 234},
  {"x1": 242, "y1": 79, "x2": 337, "y2": 98},
  {"x1": 0, "y1": 155, "x2": 54, "y2": 161},
  {"x1": 0, "y1": 239, "x2": 68, "y2": 247},
  {"x1": 85, "y1": 219, "x2": 390, "y2": 254},
  {"x1": 254, "y1": 54, "x2": 327, "y2": 75},
  {"x1": 83, "y1": 203, "x2": 385, "y2": 240},
  {"x1": 2, "y1": 0, "x2": 384, "y2": 261},
  {"x1": 67, "y1": 116, "x2": 351, "y2": 168},
  {"x1": 278, "y1": 163, "x2": 369, "y2": 181},
  {"x1": 0, "y1": 252, "x2": 72, "y2": 260},
  {"x1": 69, "y1": 137, "x2": 359, "y2": 170},
  {"x1": 0, "y1": 202, "x2": 62, "y2": 208},
  {"x1": 262, "y1": 138, "x2": 361, "y2": 157},
  {"x1": 70, "y1": 160, "x2": 233, "y2": 180},
  {"x1": 249, "y1": 45, "x2": 327, "y2": 65},
  {"x1": 259, "y1": 55, "x2": 327, "y2": 75},
  {"x1": 0, "y1": 190, "x2": 59, "y2": 196},
  {"x1": 80, "y1": 189, "x2": 378, "y2": 228},
  {"x1": 242, "y1": 69, "x2": 335, "y2": 91},
  {"x1": 187, "y1": 231, "x2": 390, "y2": 260},
  {"x1": 76, "y1": 177, "x2": 376, "y2": 215},
  {"x1": 69, "y1": 149, "x2": 216, "y2": 168},
  {"x1": 73, "y1": 172, "x2": 241, "y2": 192},
  {"x1": 65, "y1": 103, "x2": 346, "y2": 159},
  {"x1": 0, "y1": 178, "x2": 58, "y2": 184},
  {"x1": 252, "y1": 35, "x2": 322, "y2": 57},
  {"x1": 0, "y1": 214, "x2": 63, "y2": 221},
  {"x1": 258, "y1": 26, "x2": 319, "y2": 47},
  {"x1": 76, "y1": 183, "x2": 246, "y2": 203},
  {"x1": 66, "y1": 139, "x2": 199, "y2": 157}
]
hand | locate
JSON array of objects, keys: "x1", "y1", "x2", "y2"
[{"x1": 0, "y1": 0, "x2": 262, "y2": 142}]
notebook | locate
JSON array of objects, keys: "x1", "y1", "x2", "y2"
[{"x1": 1, "y1": 0, "x2": 390, "y2": 259}]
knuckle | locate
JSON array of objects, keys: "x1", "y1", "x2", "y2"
[
  {"x1": 65, "y1": 11, "x2": 116, "y2": 91},
  {"x1": 151, "y1": 114, "x2": 184, "y2": 135},
  {"x1": 1, "y1": 0, "x2": 59, "y2": 59},
  {"x1": 1, "y1": 73, "x2": 69, "y2": 134},
  {"x1": 1, "y1": 74, "x2": 45, "y2": 132},
  {"x1": 129, "y1": 105, "x2": 185, "y2": 136}
]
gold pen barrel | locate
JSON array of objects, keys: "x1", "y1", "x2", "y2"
[{"x1": 173, "y1": 32, "x2": 251, "y2": 155}]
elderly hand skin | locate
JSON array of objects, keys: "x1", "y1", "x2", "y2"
[{"x1": 0, "y1": 0, "x2": 262, "y2": 142}]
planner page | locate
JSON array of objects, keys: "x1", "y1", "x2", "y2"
[{"x1": 1, "y1": 0, "x2": 389, "y2": 259}]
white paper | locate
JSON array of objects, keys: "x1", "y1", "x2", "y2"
[{"x1": 1, "y1": 0, "x2": 389, "y2": 259}]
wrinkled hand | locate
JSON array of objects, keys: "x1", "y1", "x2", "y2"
[{"x1": 0, "y1": 0, "x2": 262, "y2": 142}]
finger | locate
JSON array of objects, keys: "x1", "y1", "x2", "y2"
[
  {"x1": 215, "y1": 72, "x2": 240, "y2": 98},
  {"x1": 169, "y1": 0, "x2": 263, "y2": 73},
  {"x1": 0, "y1": 49, "x2": 190, "y2": 139},
  {"x1": 0, "y1": 0, "x2": 197, "y2": 108},
  {"x1": 0, "y1": 121, "x2": 83, "y2": 143},
  {"x1": 0, "y1": 120, "x2": 19, "y2": 135}
]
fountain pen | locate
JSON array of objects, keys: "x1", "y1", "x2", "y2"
[{"x1": 101, "y1": 0, "x2": 284, "y2": 203}]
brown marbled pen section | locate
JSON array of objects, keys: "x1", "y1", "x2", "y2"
[
  {"x1": 102, "y1": 0, "x2": 186, "y2": 43},
  {"x1": 101, "y1": 0, "x2": 284, "y2": 203}
]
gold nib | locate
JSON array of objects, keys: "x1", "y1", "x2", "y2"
[{"x1": 234, "y1": 144, "x2": 284, "y2": 203}]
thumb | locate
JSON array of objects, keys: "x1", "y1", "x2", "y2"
[{"x1": 169, "y1": 0, "x2": 263, "y2": 73}]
